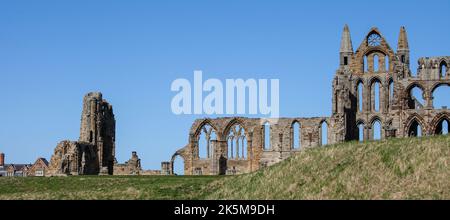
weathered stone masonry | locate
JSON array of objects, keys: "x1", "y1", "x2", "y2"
[
  {"x1": 167, "y1": 26, "x2": 449, "y2": 175},
  {"x1": 49, "y1": 92, "x2": 116, "y2": 175}
]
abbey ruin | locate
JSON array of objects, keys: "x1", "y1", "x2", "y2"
[
  {"x1": 164, "y1": 26, "x2": 450, "y2": 175},
  {"x1": 48, "y1": 92, "x2": 160, "y2": 176},
  {"x1": 44, "y1": 26, "x2": 449, "y2": 177}
]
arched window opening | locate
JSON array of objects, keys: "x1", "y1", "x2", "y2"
[
  {"x1": 240, "y1": 136, "x2": 248, "y2": 159},
  {"x1": 389, "y1": 81, "x2": 394, "y2": 107},
  {"x1": 173, "y1": 155, "x2": 184, "y2": 175},
  {"x1": 401, "y1": 55, "x2": 405, "y2": 63},
  {"x1": 264, "y1": 122, "x2": 270, "y2": 150},
  {"x1": 358, "y1": 123, "x2": 365, "y2": 142},
  {"x1": 292, "y1": 122, "x2": 301, "y2": 149},
  {"x1": 364, "y1": 56, "x2": 368, "y2": 73},
  {"x1": 198, "y1": 124, "x2": 217, "y2": 159},
  {"x1": 227, "y1": 137, "x2": 234, "y2": 159},
  {"x1": 320, "y1": 121, "x2": 328, "y2": 146},
  {"x1": 440, "y1": 62, "x2": 447, "y2": 78},
  {"x1": 373, "y1": 55, "x2": 379, "y2": 72},
  {"x1": 227, "y1": 124, "x2": 247, "y2": 159},
  {"x1": 408, "y1": 120, "x2": 422, "y2": 137},
  {"x1": 408, "y1": 86, "x2": 425, "y2": 109},
  {"x1": 344, "y1": 56, "x2": 348, "y2": 66},
  {"x1": 432, "y1": 84, "x2": 450, "y2": 109},
  {"x1": 435, "y1": 118, "x2": 449, "y2": 135},
  {"x1": 372, "y1": 120, "x2": 382, "y2": 140},
  {"x1": 373, "y1": 82, "x2": 381, "y2": 112},
  {"x1": 358, "y1": 82, "x2": 364, "y2": 112}
]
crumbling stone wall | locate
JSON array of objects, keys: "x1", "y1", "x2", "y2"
[
  {"x1": 167, "y1": 117, "x2": 330, "y2": 175},
  {"x1": 167, "y1": 26, "x2": 449, "y2": 176},
  {"x1": 114, "y1": 151, "x2": 142, "y2": 175},
  {"x1": 48, "y1": 92, "x2": 116, "y2": 176},
  {"x1": 48, "y1": 141, "x2": 99, "y2": 175}
]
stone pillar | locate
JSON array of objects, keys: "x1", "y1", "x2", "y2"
[
  {"x1": 210, "y1": 140, "x2": 219, "y2": 175},
  {"x1": 424, "y1": 91, "x2": 434, "y2": 109},
  {"x1": 161, "y1": 162, "x2": 171, "y2": 175},
  {"x1": 365, "y1": 125, "x2": 371, "y2": 141}
]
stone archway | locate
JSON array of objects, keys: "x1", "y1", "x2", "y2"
[
  {"x1": 170, "y1": 153, "x2": 186, "y2": 175},
  {"x1": 430, "y1": 113, "x2": 450, "y2": 135}
]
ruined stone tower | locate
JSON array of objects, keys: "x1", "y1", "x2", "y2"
[
  {"x1": 79, "y1": 92, "x2": 116, "y2": 175},
  {"x1": 48, "y1": 92, "x2": 116, "y2": 175}
]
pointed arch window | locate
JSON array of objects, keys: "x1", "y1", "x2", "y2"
[
  {"x1": 198, "y1": 124, "x2": 217, "y2": 159},
  {"x1": 292, "y1": 122, "x2": 301, "y2": 149},
  {"x1": 227, "y1": 124, "x2": 247, "y2": 159},
  {"x1": 263, "y1": 122, "x2": 271, "y2": 150},
  {"x1": 373, "y1": 54, "x2": 379, "y2": 72},
  {"x1": 320, "y1": 121, "x2": 328, "y2": 146},
  {"x1": 357, "y1": 82, "x2": 364, "y2": 112},
  {"x1": 440, "y1": 62, "x2": 447, "y2": 78}
]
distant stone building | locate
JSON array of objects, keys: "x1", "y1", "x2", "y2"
[
  {"x1": 114, "y1": 151, "x2": 162, "y2": 175},
  {"x1": 27, "y1": 158, "x2": 49, "y2": 177},
  {"x1": 165, "y1": 26, "x2": 450, "y2": 175},
  {"x1": 114, "y1": 151, "x2": 142, "y2": 175},
  {"x1": 48, "y1": 92, "x2": 116, "y2": 176}
]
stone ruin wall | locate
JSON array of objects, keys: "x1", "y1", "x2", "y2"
[{"x1": 167, "y1": 117, "x2": 331, "y2": 175}]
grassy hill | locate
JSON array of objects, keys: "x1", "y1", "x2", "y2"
[
  {"x1": 203, "y1": 135, "x2": 450, "y2": 200},
  {"x1": 0, "y1": 135, "x2": 448, "y2": 200}
]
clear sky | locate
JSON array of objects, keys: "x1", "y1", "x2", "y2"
[{"x1": 0, "y1": 0, "x2": 449, "y2": 170}]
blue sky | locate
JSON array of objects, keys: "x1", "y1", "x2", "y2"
[{"x1": 0, "y1": 0, "x2": 449, "y2": 170}]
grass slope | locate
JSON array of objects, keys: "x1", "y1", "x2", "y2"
[
  {"x1": 0, "y1": 176, "x2": 219, "y2": 200},
  {"x1": 204, "y1": 135, "x2": 450, "y2": 200},
  {"x1": 0, "y1": 136, "x2": 448, "y2": 200}
]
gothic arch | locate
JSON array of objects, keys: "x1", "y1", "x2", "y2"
[
  {"x1": 430, "y1": 82, "x2": 450, "y2": 94},
  {"x1": 369, "y1": 77, "x2": 383, "y2": 112},
  {"x1": 356, "y1": 119, "x2": 366, "y2": 126},
  {"x1": 388, "y1": 78, "x2": 395, "y2": 108},
  {"x1": 191, "y1": 119, "x2": 220, "y2": 140},
  {"x1": 404, "y1": 114, "x2": 427, "y2": 137},
  {"x1": 430, "y1": 113, "x2": 450, "y2": 135},
  {"x1": 369, "y1": 76, "x2": 383, "y2": 86},
  {"x1": 190, "y1": 119, "x2": 219, "y2": 160},
  {"x1": 223, "y1": 118, "x2": 250, "y2": 140},
  {"x1": 319, "y1": 119, "x2": 329, "y2": 146},
  {"x1": 356, "y1": 119, "x2": 366, "y2": 141},
  {"x1": 170, "y1": 150, "x2": 186, "y2": 175},
  {"x1": 406, "y1": 82, "x2": 426, "y2": 93},
  {"x1": 405, "y1": 83, "x2": 427, "y2": 110},
  {"x1": 439, "y1": 60, "x2": 448, "y2": 77},
  {"x1": 369, "y1": 117, "x2": 383, "y2": 140},
  {"x1": 369, "y1": 116, "x2": 383, "y2": 127},
  {"x1": 291, "y1": 120, "x2": 301, "y2": 149},
  {"x1": 224, "y1": 118, "x2": 250, "y2": 160}
]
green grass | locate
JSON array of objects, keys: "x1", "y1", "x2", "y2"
[
  {"x1": 0, "y1": 175, "x2": 220, "y2": 200},
  {"x1": 1, "y1": 135, "x2": 449, "y2": 200}
]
